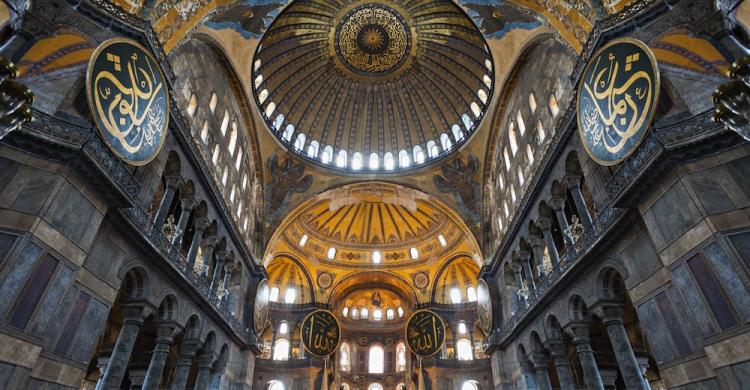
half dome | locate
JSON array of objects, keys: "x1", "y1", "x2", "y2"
[{"x1": 252, "y1": 0, "x2": 494, "y2": 173}]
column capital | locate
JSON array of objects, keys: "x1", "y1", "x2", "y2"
[
  {"x1": 203, "y1": 235, "x2": 220, "y2": 248},
  {"x1": 194, "y1": 217, "x2": 211, "y2": 230},
  {"x1": 544, "y1": 340, "x2": 566, "y2": 356},
  {"x1": 179, "y1": 196, "x2": 197, "y2": 211},
  {"x1": 215, "y1": 249, "x2": 229, "y2": 261},
  {"x1": 511, "y1": 263, "x2": 523, "y2": 273},
  {"x1": 536, "y1": 216, "x2": 553, "y2": 231},
  {"x1": 564, "y1": 175, "x2": 582, "y2": 190},
  {"x1": 517, "y1": 248, "x2": 531, "y2": 261},
  {"x1": 548, "y1": 196, "x2": 566, "y2": 211},
  {"x1": 121, "y1": 303, "x2": 149, "y2": 323},
  {"x1": 530, "y1": 351, "x2": 550, "y2": 369},
  {"x1": 592, "y1": 303, "x2": 625, "y2": 324},
  {"x1": 197, "y1": 352, "x2": 215, "y2": 368},
  {"x1": 164, "y1": 174, "x2": 182, "y2": 189},
  {"x1": 563, "y1": 321, "x2": 591, "y2": 344},
  {"x1": 528, "y1": 236, "x2": 545, "y2": 249}
]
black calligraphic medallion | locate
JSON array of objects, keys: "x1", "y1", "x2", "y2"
[
  {"x1": 86, "y1": 38, "x2": 170, "y2": 166},
  {"x1": 301, "y1": 310, "x2": 340, "y2": 357},
  {"x1": 405, "y1": 309, "x2": 445, "y2": 357},
  {"x1": 577, "y1": 38, "x2": 660, "y2": 166}
]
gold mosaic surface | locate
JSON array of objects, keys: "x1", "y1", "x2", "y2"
[{"x1": 337, "y1": 6, "x2": 408, "y2": 73}]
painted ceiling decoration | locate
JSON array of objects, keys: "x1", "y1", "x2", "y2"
[
  {"x1": 264, "y1": 182, "x2": 483, "y2": 304},
  {"x1": 251, "y1": 0, "x2": 495, "y2": 173}
]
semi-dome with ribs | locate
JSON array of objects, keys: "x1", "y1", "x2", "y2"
[{"x1": 252, "y1": 0, "x2": 494, "y2": 173}]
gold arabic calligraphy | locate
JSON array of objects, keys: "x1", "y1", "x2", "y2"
[
  {"x1": 93, "y1": 47, "x2": 166, "y2": 156},
  {"x1": 580, "y1": 46, "x2": 654, "y2": 155},
  {"x1": 407, "y1": 311, "x2": 444, "y2": 356},
  {"x1": 303, "y1": 311, "x2": 339, "y2": 356}
]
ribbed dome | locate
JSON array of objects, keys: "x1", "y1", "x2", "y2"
[{"x1": 252, "y1": 0, "x2": 494, "y2": 173}]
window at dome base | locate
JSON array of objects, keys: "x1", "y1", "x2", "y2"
[{"x1": 252, "y1": 0, "x2": 494, "y2": 174}]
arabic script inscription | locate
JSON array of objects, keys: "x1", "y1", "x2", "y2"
[
  {"x1": 301, "y1": 310, "x2": 340, "y2": 357},
  {"x1": 87, "y1": 39, "x2": 169, "y2": 165},
  {"x1": 577, "y1": 38, "x2": 659, "y2": 166},
  {"x1": 406, "y1": 309, "x2": 445, "y2": 357}
]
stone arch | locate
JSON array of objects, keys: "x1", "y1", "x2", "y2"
[
  {"x1": 568, "y1": 294, "x2": 590, "y2": 322},
  {"x1": 202, "y1": 330, "x2": 217, "y2": 353},
  {"x1": 564, "y1": 151, "x2": 584, "y2": 178},
  {"x1": 545, "y1": 314, "x2": 565, "y2": 342},
  {"x1": 530, "y1": 330, "x2": 545, "y2": 353},
  {"x1": 185, "y1": 314, "x2": 202, "y2": 340},
  {"x1": 164, "y1": 150, "x2": 182, "y2": 177},
  {"x1": 596, "y1": 267, "x2": 626, "y2": 303},
  {"x1": 157, "y1": 294, "x2": 178, "y2": 321},
  {"x1": 122, "y1": 266, "x2": 149, "y2": 301}
]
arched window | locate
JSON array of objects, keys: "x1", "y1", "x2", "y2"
[
  {"x1": 235, "y1": 148, "x2": 243, "y2": 171},
  {"x1": 368, "y1": 345, "x2": 384, "y2": 373},
  {"x1": 483, "y1": 74, "x2": 492, "y2": 87},
  {"x1": 340, "y1": 342, "x2": 351, "y2": 372},
  {"x1": 351, "y1": 152, "x2": 363, "y2": 170},
  {"x1": 456, "y1": 339, "x2": 473, "y2": 361},
  {"x1": 397, "y1": 307, "x2": 404, "y2": 318},
  {"x1": 518, "y1": 169, "x2": 525, "y2": 186},
  {"x1": 187, "y1": 94, "x2": 197, "y2": 117},
  {"x1": 273, "y1": 339, "x2": 289, "y2": 361},
  {"x1": 258, "y1": 89, "x2": 269, "y2": 104},
  {"x1": 509, "y1": 123, "x2": 518, "y2": 156},
  {"x1": 268, "y1": 380, "x2": 285, "y2": 390},
  {"x1": 221, "y1": 166, "x2": 229, "y2": 186},
  {"x1": 368, "y1": 384, "x2": 383, "y2": 390},
  {"x1": 201, "y1": 121, "x2": 209, "y2": 143},
  {"x1": 517, "y1": 111, "x2": 526, "y2": 135},
  {"x1": 351, "y1": 308, "x2": 359, "y2": 319},
  {"x1": 327, "y1": 247, "x2": 336, "y2": 260},
  {"x1": 372, "y1": 251, "x2": 381, "y2": 264},
  {"x1": 462, "y1": 114, "x2": 472, "y2": 130},
  {"x1": 549, "y1": 94, "x2": 560, "y2": 117},
  {"x1": 461, "y1": 381, "x2": 479, "y2": 390},
  {"x1": 413, "y1": 146, "x2": 424, "y2": 164},
  {"x1": 451, "y1": 124, "x2": 464, "y2": 142},
  {"x1": 386, "y1": 309, "x2": 394, "y2": 320},
  {"x1": 470, "y1": 102, "x2": 481, "y2": 118},
  {"x1": 399, "y1": 150, "x2": 410, "y2": 168},
  {"x1": 440, "y1": 133, "x2": 453, "y2": 150},
  {"x1": 228, "y1": 122, "x2": 238, "y2": 155},
  {"x1": 284, "y1": 287, "x2": 296, "y2": 304},
  {"x1": 503, "y1": 201, "x2": 509, "y2": 217},
  {"x1": 221, "y1": 111, "x2": 230, "y2": 135},
  {"x1": 279, "y1": 322, "x2": 288, "y2": 334},
  {"x1": 529, "y1": 93, "x2": 537, "y2": 113},
  {"x1": 373, "y1": 308, "x2": 382, "y2": 321},
  {"x1": 212, "y1": 144, "x2": 220, "y2": 165},
  {"x1": 396, "y1": 342, "x2": 406, "y2": 371},
  {"x1": 336, "y1": 150, "x2": 347, "y2": 168},
  {"x1": 478, "y1": 89, "x2": 488, "y2": 104},
  {"x1": 293, "y1": 133, "x2": 306, "y2": 151},
  {"x1": 383, "y1": 152, "x2": 394, "y2": 170},
  {"x1": 467, "y1": 286, "x2": 477, "y2": 302},
  {"x1": 536, "y1": 121, "x2": 546, "y2": 144},
  {"x1": 369, "y1": 153, "x2": 379, "y2": 170},
  {"x1": 427, "y1": 140, "x2": 438, "y2": 158},
  {"x1": 321, "y1": 145, "x2": 334, "y2": 164},
  {"x1": 503, "y1": 147, "x2": 511, "y2": 171},
  {"x1": 361, "y1": 308, "x2": 369, "y2": 319},
  {"x1": 510, "y1": 184, "x2": 517, "y2": 203},
  {"x1": 273, "y1": 114, "x2": 285, "y2": 131},
  {"x1": 254, "y1": 74, "x2": 263, "y2": 88},
  {"x1": 307, "y1": 140, "x2": 320, "y2": 158},
  {"x1": 209, "y1": 93, "x2": 218, "y2": 114},
  {"x1": 282, "y1": 124, "x2": 294, "y2": 142},
  {"x1": 458, "y1": 322, "x2": 467, "y2": 334},
  {"x1": 342, "y1": 307, "x2": 349, "y2": 318},
  {"x1": 269, "y1": 287, "x2": 280, "y2": 302},
  {"x1": 450, "y1": 287, "x2": 462, "y2": 304},
  {"x1": 526, "y1": 144, "x2": 534, "y2": 165},
  {"x1": 409, "y1": 247, "x2": 419, "y2": 260}
]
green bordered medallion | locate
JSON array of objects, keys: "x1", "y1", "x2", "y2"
[
  {"x1": 405, "y1": 309, "x2": 445, "y2": 357},
  {"x1": 577, "y1": 37, "x2": 660, "y2": 166},
  {"x1": 301, "y1": 309, "x2": 341, "y2": 357},
  {"x1": 86, "y1": 38, "x2": 170, "y2": 166}
]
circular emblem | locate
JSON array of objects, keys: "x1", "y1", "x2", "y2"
[
  {"x1": 405, "y1": 309, "x2": 445, "y2": 357},
  {"x1": 301, "y1": 309, "x2": 341, "y2": 357},
  {"x1": 253, "y1": 279, "x2": 270, "y2": 335},
  {"x1": 476, "y1": 279, "x2": 493, "y2": 335},
  {"x1": 317, "y1": 272, "x2": 333, "y2": 289},
  {"x1": 577, "y1": 38, "x2": 660, "y2": 166},
  {"x1": 86, "y1": 38, "x2": 170, "y2": 166},
  {"x1": 336, "y1": 5, "x2": 409, "y2": 74},
  {"x1": 359, "y1": 336, "x2": 368, "y2": 346},
  {"x1": 414, "y1": 272, "x2": 429, "y2": 289}
]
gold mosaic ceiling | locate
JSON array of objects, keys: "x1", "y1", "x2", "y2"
[
  {"x1": 252, "y1": 0, "x2": 494, "y2": 173},
  {"x1": 263, "y1": 182, "x2": 483, "y2": 304}
]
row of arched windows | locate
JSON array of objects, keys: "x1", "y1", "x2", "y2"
[
  {"x1": 339, "y1": 342, "x2": 407, "y2": 374},
  {"x1": 342, "y1": 306, "x2": 404, "y2": 321},
  {"x1": 268, "y1": 286, "x2": 296, "y2": 304}
]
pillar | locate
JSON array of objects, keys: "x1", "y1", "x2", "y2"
[
  {"x1": 172, "y1": 197, "x2": 196, "y2": 246},
  {"x1": 270, "y1": 330, "x2": 278, "y2": 360},
  {"x1": 565, "y1": 323, "x2": 604, "y2": 390},
  {"x1": 170, "y1": 340, "x2": 197, "y2": 390},
  {"x1": 528, "y1": 237, "x2": 547, "y2": 277},
  {"x1": 600, "y1": 306, "x2": 649, "y2": 390},
  {"x1": 531, "y1": 352, "x2": 553, "y2": 390},
  {"x1": 511, "y1": 264, "x2": 525, "y2": 310},
  {"x1": 185, "y1": 217, "x2": 208, "y2": 269},
  {"x1": 566, "y1": 176, "x2": 593, "y2": 229},
  {"x1": 548, "y1": 341, "x2": 575, "y2": 390},
  {"x1": 537, "y1": 217, "x2": 560, "y2": 272},
  {"x1": 451, "y1": 325, "x2": 459, "y2": 359},
  {"x1": 94, "y1": 354, "x2": 110, "y2": 390},
  {"x1": 142, "y1": 322, "x2": 176, "y2": 390},
  {"x1": 99, "y1": 305, "x2": 146, "y2": 390},
  {"x1": 636, "y1": 355, "x2": 652, "y2": 390},
  {"x1": 210, "y1": 249, "x2": 226, "y2": 294},
  {"x1": 193, "y1": 353, "x2": 214, "y2": 390},
  {"x1": 153, "y1": 175, "x2": 181, "y2": 229},
  {"x1": 199, "y1": 236, "x2": 218, "y2": 276},
  {"x1": 518, "y1": 249, "x2": 536, "y2": 294},
  {"x1": 550, "y1": 197, "x2": 576, "y2": 250}
]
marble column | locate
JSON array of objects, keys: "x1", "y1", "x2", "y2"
[
  {"x1": 199, "y1": 236, "x2": 218, "y2": 276},
  {"x1": 565, "y1": 323, "x2": 604, "y2": 390},
  {"x1": 94, "y1": 354, "x2": 110, "y2": 390},
  {"x1": 518, "y1": 249, "x2": 536, "y2": 294},
  {"x1": 531, "y1": 353, "x2": 553, "y2": 390},
  {"x1": 601, "y1": 306, "x2": 649, "y2": 390},
  {"x1": 566, "y1": 176, "x2": 593, "y2": 229},
  {"x1": 511, "y1": 264, "x2": 525, "y2": 310},
  {"x1": 550, "y1": 197, "x2": 576, "y2": 250},
  {"x1": 99, "y1": 305, "x2": 146, "y2": 390},
  {"x1": 537, "y1": 217, "x2": 560, "y2": 272},
  {"x1": 529, "y1": 236, "x2": 547, "y2": 277},
  {"x1": 142, "y1": 322, "x2": 176, "y2": 390},
  {"x1": 185, "y1": 218, "x2": 208, "y2": 269},
  {"x1": 270, "y1": 330, "x2": 278, "y2": 360},
  {"x1": 636, "y1": 355, "x2": 652, "y2": 390},
  {"x1": 210, "y1": 250, "x2": 227, "y2": 294},
  {"x1": 548, "y1": 341, "x2": 575, "y2": 390},
  {"x1": 154, "y1": 175, "x2": 181, "y2": 229},
  {"x1": 170, "y1": 340, "x2": 198, "y2": 390},
  {"x1": 193, "y1": 354, "x2": 214, "y2": 390},
  {"x1": 171, "y1": 197, "x2": 196, "y2": 246}
]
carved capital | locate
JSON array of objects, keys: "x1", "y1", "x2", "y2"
[
  {"x1": 564, "y1": 175, "x2": 582, "y2": 190},
  {"x1": 194, "y1": 217, "x2": 211, "y2": 230},
  {"x1": 202, "y1": 235, "x2": 219, "y2": 248},
  {"x1": 179, "y1": 196, "x2": 197, "y2": 211},
  {"x1": 164, "y1": 174, "x2": 182, "y2": 189},
  {"x1": 536, "y1": 216, "x2": 553, "y2": 231},
  {"x1": 563, "y1": 321, "x2": 591, "y2": 344},
  {"x1": 528, "y1": 236, "x2": 545, "y2": 249},
  {"x1": 548, "y1": 196, "x2": 566, "y2": 211}
]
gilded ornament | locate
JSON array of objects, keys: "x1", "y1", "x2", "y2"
[
  {"x1": 405, "y1": 309, "x2": 445, "y2": 357},
  {"x1": 337, "y1": 5, "x2": 409, "y2": 74},
  {"x1": 301, "y1": 310, "x2": 340, "y2": 357}
]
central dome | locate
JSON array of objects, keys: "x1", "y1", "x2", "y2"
[{"x1": 252, "y1": 0, "x2": 494, "y2": 174}]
